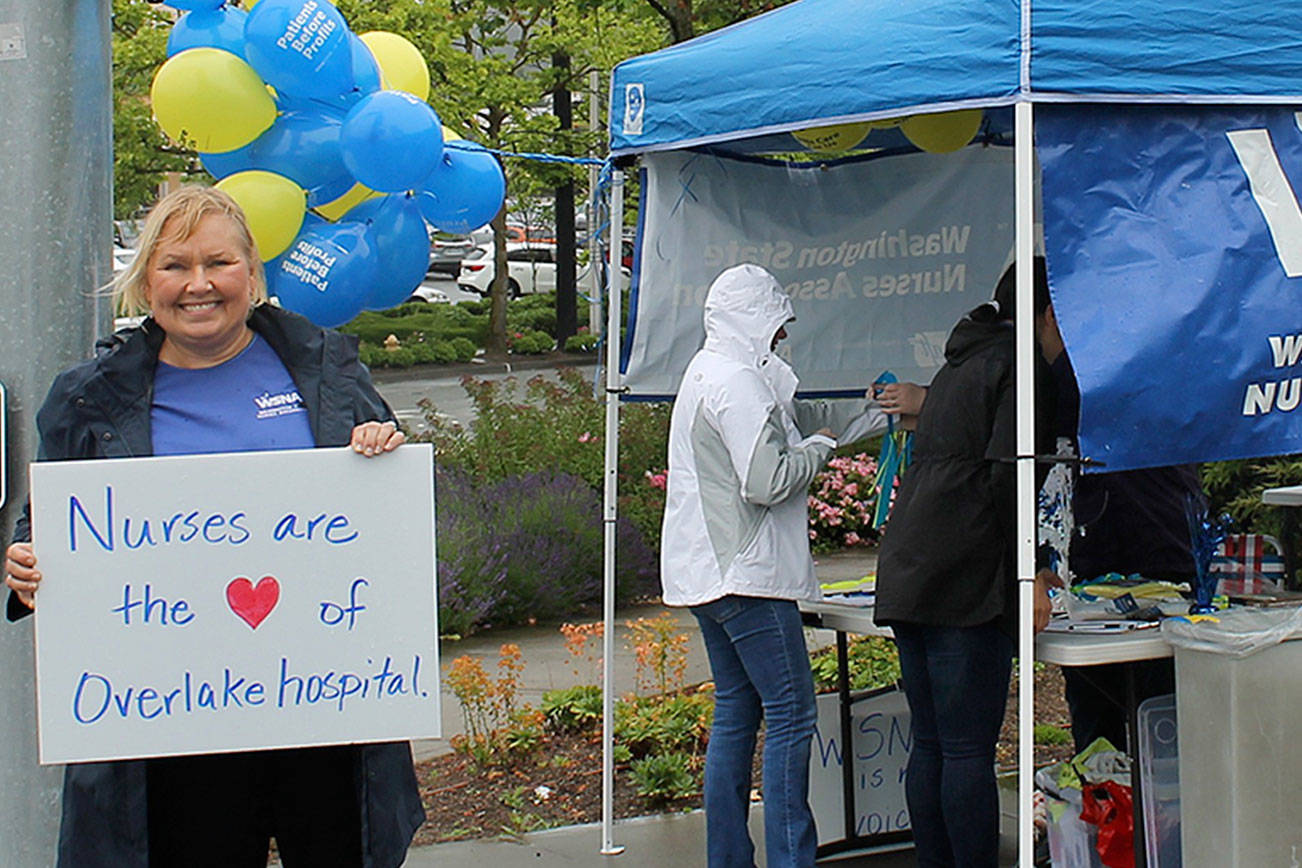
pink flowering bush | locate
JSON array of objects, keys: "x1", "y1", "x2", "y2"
[{"x1": 808, "y1": 453, "x2": 881, "y2": 553}]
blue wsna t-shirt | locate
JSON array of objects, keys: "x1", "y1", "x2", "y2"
[{"x1": 151, "y1": 334, "x2": 316, "y2": 456}]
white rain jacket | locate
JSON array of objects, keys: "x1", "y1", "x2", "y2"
[{"x1": 660, "y1": 264, "x2": 888, "y2": 606}]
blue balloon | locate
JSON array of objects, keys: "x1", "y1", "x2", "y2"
[
  {"x1": 201, "y1": 106, "x2": 353, "y2": 207},
  {"x1": 167, "y1": 6, "x2": 248, "y2": 58},
  {"x1": 244, "y1": 0, "x2": 353, "y2": 102},
  {"x1": 273, "y1": 33, "x2": 382, "y2": 113},
  {"x1": 165, "y1": 0, "x2": 225, "y2": 10},
  {"x1": 268, "y1": 222, "x2": 377, "y2": 328},
  {"x1": 345, "y1": 195, "x2": 431, "y2": 309},
  {"x1": 199, "y1": 145, "x2": 254, "y2": 180},
  {"x1": 340, "y1": 90, "x2": 443, "y2": 193},
  {"x1": 416, "y1": 143, "x2": 506, "y2": 234},
  {"x1": 347, "y1": 33, "x2": 383, "y2": 100}
]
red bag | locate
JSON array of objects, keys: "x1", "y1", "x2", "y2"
[{"x1": 1079, "y1": 780, "x2": 1134, "y2": 868}]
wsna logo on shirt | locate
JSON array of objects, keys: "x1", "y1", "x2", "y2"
[{"x1": 253, "y1": 389, "x2": 305, "y2": 420}]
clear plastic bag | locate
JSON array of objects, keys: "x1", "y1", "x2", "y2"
[{"x1": 1160, "y1": 606, "x2": 1302, "y2": 658}]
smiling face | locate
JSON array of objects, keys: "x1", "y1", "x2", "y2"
[{"x1": 146, "y1": 213, "x2": 256, "y2": 368}]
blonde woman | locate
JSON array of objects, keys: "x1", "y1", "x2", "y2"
[{"x1": 4, "y1": 186, "x2": 421, "y2": 867}]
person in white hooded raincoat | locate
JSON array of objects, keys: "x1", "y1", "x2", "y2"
[{"x1": 661, "y1": 264, "x2": 888, "y2": 867}]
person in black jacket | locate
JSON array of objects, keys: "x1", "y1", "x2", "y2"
[
  {"x1": 1035, "y1": 300, "x2": 1202, "y2": 753},
  {"x1": 874, "y1": 260, "x2": 1056, "y2": 868},
  {"x1": 4, "y1": 186, "x2": 424, "y2": 867}
]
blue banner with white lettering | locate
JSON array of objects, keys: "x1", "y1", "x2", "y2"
[{"x1": 1039, "y1": 104, "x2": 1302, "y2": 472}]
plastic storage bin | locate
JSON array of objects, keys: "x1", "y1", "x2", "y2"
[
  {"x1": 1137, "y1": 693, "x2": 1180, "y2": 868},
  {"x1": 1166, "y1": 608, "x2": 1302, "y2": 867}
]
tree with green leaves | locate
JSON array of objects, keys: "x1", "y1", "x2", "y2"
[
  {"x1": 112, "y1": 0, "x2": 204, "y2": 218},
  {"x1": 641, "y1": 0, "x2": 790, "y2": 43},
  {"x1": 338, "y1": 0, "x2": 660, "y2": 351}
]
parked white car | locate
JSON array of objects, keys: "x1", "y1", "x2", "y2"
[{"x1": 458, "y1": 242, "x2": 629, "y2": 298}]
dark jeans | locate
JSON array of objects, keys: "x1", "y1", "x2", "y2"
[
  {"x1": 146, "y1": 745, "x2": 362, "y2": 867},
  {"x1": 892, "y1": 621, "x2": 1014, "y2": 868},
  {"x1": 1062, "y1": 658, "x2": 1176, "y2": 754}
]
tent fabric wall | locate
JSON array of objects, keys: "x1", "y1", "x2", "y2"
[{"x1": 611, "y1": 0, "x2": 1302, "y2": 155}]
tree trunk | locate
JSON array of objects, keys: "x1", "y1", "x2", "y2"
[
  {"x1": 647, "y1": 0, "x2": 695, "y2": 42},
  {"x1": 487, "y1": 195, "x2": 509, "y2": 355},
  {"x1": 553, "y1": 51, "x2": 577, "y2": 347}
]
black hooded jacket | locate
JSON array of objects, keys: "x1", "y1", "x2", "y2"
[
  {"x1": 7, "y1": 304, "x2": 424, "y2": 868},
  {"x1": 874, "y1": 304, "x2": 1051, "y2": 634}
]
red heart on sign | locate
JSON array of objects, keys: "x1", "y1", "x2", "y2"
[{"x1": 226, "y1": 576, "x2": 280, "y2": 629}]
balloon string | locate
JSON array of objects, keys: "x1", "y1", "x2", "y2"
[{"x1": 446, "y1": 142, "x2": 606, "y2": 167}]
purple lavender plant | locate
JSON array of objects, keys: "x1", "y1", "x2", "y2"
[{"x1": 434, "y1": 467, "x2": 658, "y2": 633}]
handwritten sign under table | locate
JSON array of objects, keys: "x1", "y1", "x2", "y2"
[
  {"x1": 798, "y1": 598, "x2": 1174, "y2": 861},
  {"x1": 29, "y1": 445, "x2": 438, "y2": 765}
]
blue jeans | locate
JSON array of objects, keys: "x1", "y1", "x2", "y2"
[
  {"x1": 892, "y1": 621, "x2": 1013, "y2": 868},
  {"x1": 692, "y1": 596, "x2": 818, "y2": 868}
]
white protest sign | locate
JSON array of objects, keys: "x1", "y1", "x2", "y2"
[
  {"x1": 809, "y1": 689, "x2": 911, "y2": 843},
  {"x1": 29, "y1": 445, "x2": 438, "y2": 765}
]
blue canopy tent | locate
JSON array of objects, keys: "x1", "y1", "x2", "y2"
[{"x1": 592, "y1": 0, "x2": 1302, "y2": 861}]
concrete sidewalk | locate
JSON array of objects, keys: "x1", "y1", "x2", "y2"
[
  {"x1": 399, "y1": 550, "x2": 1040, "y2": 866},
  {"x1": 401, "y1": 799, "x2": 1021, "y2": 866}
]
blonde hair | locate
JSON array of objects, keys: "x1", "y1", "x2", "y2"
[{"x1": 113, "y1": 185, "x2": 268, "y2": 316}]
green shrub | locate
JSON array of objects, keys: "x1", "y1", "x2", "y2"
[
  {"x1": 509, "y1": 329, "x2": 553, "y2": 354},
  {"x1": 1034, "y1": 724, "x2": 1073, "y2": 746},
  {"x1": 809, "y1": 636, "x2": 901, "y2": 693},
  {"x1": 565, "y1": 331, "x2": 600, "y2": 352},
  {"x1": 342, "y1": 306, "x2": 489, "y2": 346},
  {"x1": 359, "y1": 343, "x2": 387, "y2": 368},
  {"x1": 408, "y1": 342, "x2": 439, "y2": 364},
  {"x1": 384, "y1": 347, "x2": 416, "y2": 367},
  {"x1": 615, "y1": 692, "x2": 712, "y2": 758},
  {"x1": 418, "y1": 367, "x2": 671, "y2": 552},
  {"x1": 628, "y1": 753, "x2": 697, "y2": 804},
  {"x1": 430, "y1": 341, "x2": 458, "y2": 364},
  {"x1": 542, "y1": 685, "x2": 603, "y2": 733},
  {"x1": 450, "y1": 337, "x2": 477, "y2": 362}
]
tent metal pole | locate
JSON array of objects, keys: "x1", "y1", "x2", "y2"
[
  {"x1": 600, "y1": 167, "x2": 627, "y2": 856},
  {"x1": 1014, "y1": 99, "x2": 1038, "y2": 867}
]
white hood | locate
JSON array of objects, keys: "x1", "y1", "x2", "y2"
[
  {"x1": 701, "y1": 263, "x2": 798, "y2": 405},
  {"x1": 702, "y1": 264, "x2": 794, "y2": 368}
]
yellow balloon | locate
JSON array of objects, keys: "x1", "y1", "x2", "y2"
[
  {"x1": 314, "y1": 182, "x2": 382, "y2": 222},
  {"x1": 899, "y1": 109, "x2": 984, "y2": 154},
  {"x1": 442, "y1": 125, "x2": 462, "y2": 142},
  {"x1": 150, "y1": 48, "x2": 276, "y2": 153},
  {"x1": 359, "y1": 31, "x2": 430, "y2": 102},
  {"x1": 791, "y1": 122, "x2": 872, "y2": 153},
  {"x1": 214, "y1": 171, "x2": 306, "y2": 261}
]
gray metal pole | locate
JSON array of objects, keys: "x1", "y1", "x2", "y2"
[
  {"x1": 599, "y1": 166, "x2": 626, "y2": 857},
  {"x1": 0, "y1": 0, "x2": 112, "y2": 861}
]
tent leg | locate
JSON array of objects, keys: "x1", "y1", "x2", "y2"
[
  {"x1": 601, "y1": 167, "x2": 627, "y2": 857},
  {"x1": 1014, "y1": 99, "x2": 1038, "y2": 868}
]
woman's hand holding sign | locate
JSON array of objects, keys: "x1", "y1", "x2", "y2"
[
  {"x1": 351, "y1": 420, "x2": 404, "y2": 457},
  {"x1": 5, "y1": 542, "x2": 40, "y2": 610}
]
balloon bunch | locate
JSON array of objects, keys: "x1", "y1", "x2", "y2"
[{"x1": 150, "y1": 0, "x2": 507, "y2": 327}]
